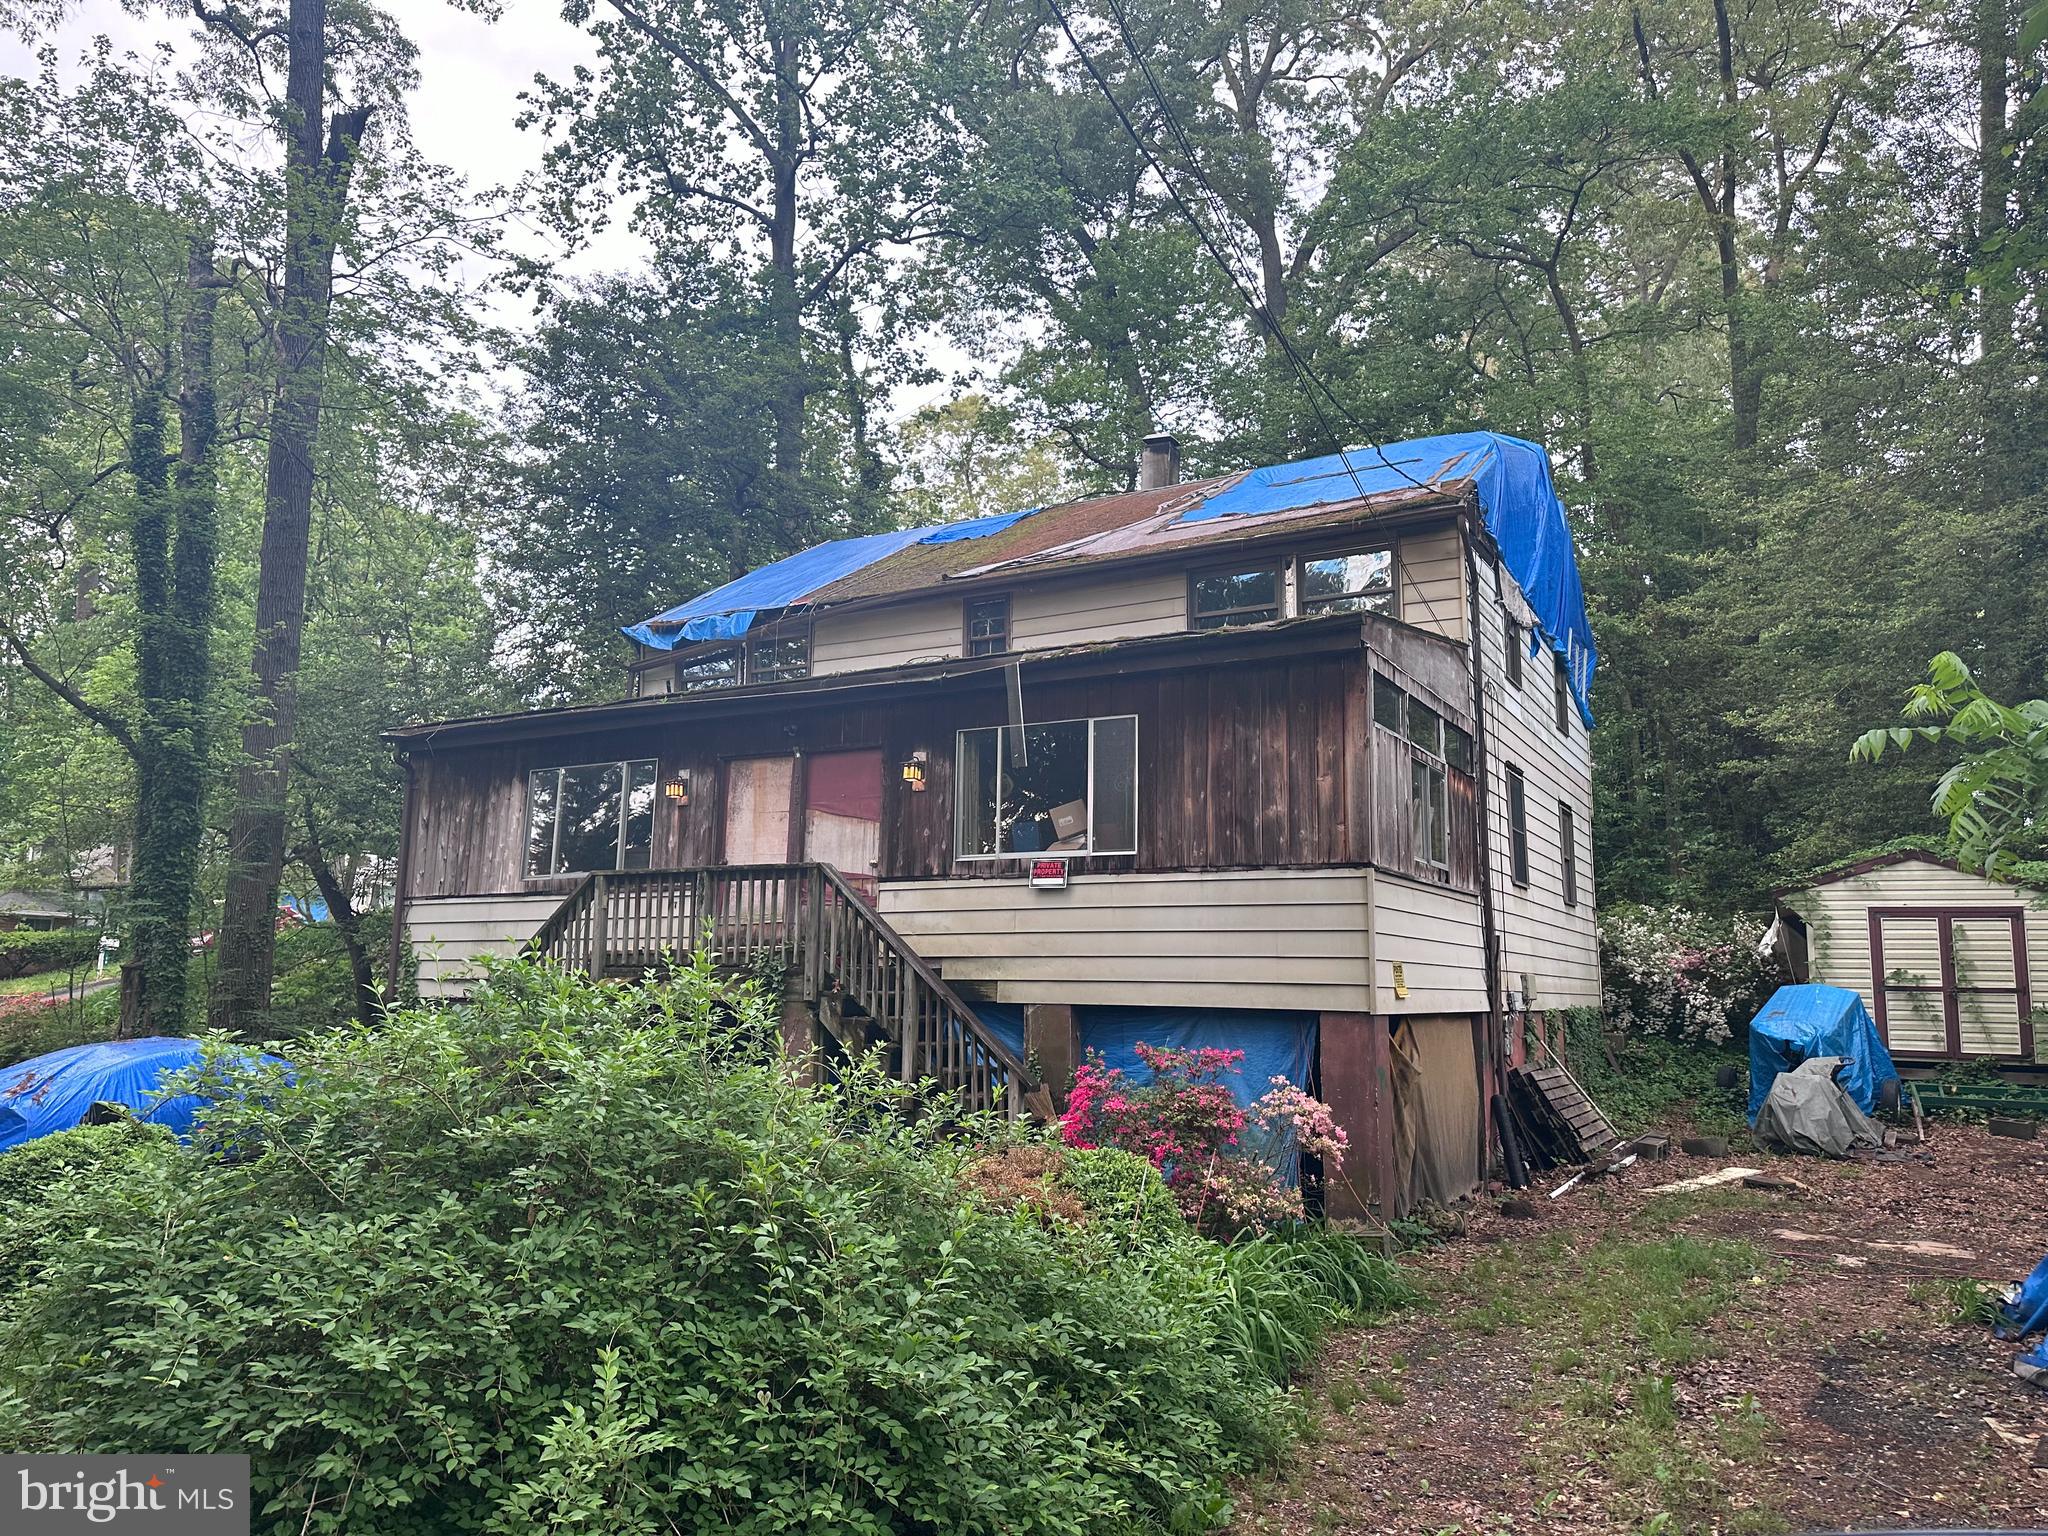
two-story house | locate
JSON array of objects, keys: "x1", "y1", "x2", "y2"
[{"x1": 386, "y1": 430, "x2": 1599, "y2": 1218}]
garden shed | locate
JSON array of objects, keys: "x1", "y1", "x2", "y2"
[{"x1": 1775, "y1": 852, "x2": 2046, "y2": 1062}]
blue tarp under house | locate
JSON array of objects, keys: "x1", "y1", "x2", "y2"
[
  {"x1": 1744, "y1": 984, "x2": 1900, "y2": 1122},
  {"x1": 624, "y1": 506, "x2": 1040, "y2": 650},
  {"x1": 1183, "y1": 431, "x2": 1596, "y2": 724},
  {"x1": 0, "y1": 1037, "x2": 289, "y2": 1152}
]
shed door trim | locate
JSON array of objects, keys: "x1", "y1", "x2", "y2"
[{"x1": 1867, "y1": 905, "x2": 2032, "y2": 1060}]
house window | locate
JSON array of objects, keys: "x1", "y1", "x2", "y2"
[
  {"x1": 964, "y1": 595, "x2": 1010, "y2": 657},
  {"x1": 1504, "y1": 614, "x2": 1523, "y2": 688},
  {"x1": 1560, "y1": 801, "x2": 1579, "y2": 907},
  {"x1": 954, "y1": 715, "x2": 1138, "y2": 858},
  {"x1": 1372, "y1": 672, "x2": 1404, "y2": 730},
  {"x1": 1299, "y1": 548, "x2": 1394, "y2": 616},
  {"x1": 1553, "y1": 654, "x2": 1570, "y2": 735},
  {"x1": 1506, "y1": 766, "x2": 1529, "y2": 886},
  {"x1": 1190, "y1": 566, "x2": 1281, "y2": 629},
  {"x1": 526, "y1": 759, "x2": 658, "y2": 877},
  {"x1": 1376, "y1": 672, "x2": 1466, "y2": 872},
  {"x1": 746, "y1": 627, "x2": 809, "y2": 684},
  {"x1": 1410, "y1": 756, "x2": 1448, "y2": 868},
  {"x1": 674, "y1": 647, "x2": 738, "y2": 692}
]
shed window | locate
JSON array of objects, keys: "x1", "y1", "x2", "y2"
[
  {"x1": 1504, "y1": 615, "x2": 1523, "y2": 688},
  {"x1": 1300, "y1": 549, "x2": 1394, "y2": 616},
  {"x1": 746, "y1": 628, "x2": 809, "y2": 684},
  {"x1": 965, "y1": 595, "x2": 1010, "y2": 657},
  {"x1": 955, "y1": 715, "x2": 1138, "y2": 859},
  {"x1": 1553, "y1": 654, "x2": 1571, "y2": 735},
  {"x1": 1190, "y1": 567, "x2": 1281, "y2": 629},
  {"x1": 526, "y1": 759, "x2": 658, "y2": 877},
  {"x1": 1506, "y1": 766, "x2": 1529, "y2": 886},
  {"x1": 1559, "y1": 801, "x2": 1578, "y2": 907},
  {"x1": 674, "y1": 647, "x2": 738, "y2": 692}
]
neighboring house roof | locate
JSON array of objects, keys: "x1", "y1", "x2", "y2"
[
  {"x1": 0, "y1": 890, "x2": 80, "y2": 921},
  {"x1": 622, "y1": 430, "x2": 1597, "y2": 723}
]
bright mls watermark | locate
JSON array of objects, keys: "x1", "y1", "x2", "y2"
[{"x1": 2, "y1": 1456, "x2": 248, "y2": 1533}]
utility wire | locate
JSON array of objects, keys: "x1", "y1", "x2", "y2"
[{"x1": 1046, "y1": 0, "x2": 1435, "y2": 502}]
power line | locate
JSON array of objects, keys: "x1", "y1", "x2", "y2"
[{"x1": 1044, "y1": 0, "x2": 1434, "y2": 502}]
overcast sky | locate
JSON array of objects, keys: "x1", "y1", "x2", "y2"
[{"x1": 0, "y1": 2, "x2": 970, "y2": 416}]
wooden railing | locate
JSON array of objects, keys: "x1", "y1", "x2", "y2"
[{"x1": 528, "y1": 864, "x2": 1036, "y2": 1120}]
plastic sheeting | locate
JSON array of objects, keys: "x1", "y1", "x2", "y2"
[
  {"x1": 1745, "y1": 984, "x2": 1899, "y2": 1121},
  {"x1": 1181, "y1": 432, "x2": 1596, "y2": 724},
  {"x1": 1752, "y1": 1056, "x2": 1885, "y2": 1157},
  {"x1": 967, "y1": 1003, "x2": 1315, "y2": 1100},
  {"x1": 625, "y1": 506, "x2": 1040, "y2": 650},
  {"x1": 0, "y1": 1037, "x2": 288, "y2": 1151},
  {"x1": 1998, "y1": 1253, "x2": 2048, "y2": 1341}
]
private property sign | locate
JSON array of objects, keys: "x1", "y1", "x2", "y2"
[{"x1": 1028, "y1": 858, "x2": 1069, "y2": 890}]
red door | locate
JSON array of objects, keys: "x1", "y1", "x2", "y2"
[{"x1": 802, "y1": 750, "x2": 883, "y2": 898}]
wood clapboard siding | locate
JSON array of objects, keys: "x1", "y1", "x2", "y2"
[
  {"x1": 879, "y1": 869, "x2": 1374, "y2": 1010},
  {"x1": 811, "y1": 596, "x2": 963, "y2": 675},
  {"x1": 1784, "y1": 857, "x2": 2048, "y2": 1055},
  {"x1": 405, "y1": 893, "x2": 560, "y2": 996},
  {"x1": 1474, "y1": 555, "x2": 1601, "y2": 1009},
  {"x1": 1009, "y1": 569, "x2": 1188, "y2": 650},
  {"x1": 1396, "y1": 528, "x2": 1467, "y2": 643}
]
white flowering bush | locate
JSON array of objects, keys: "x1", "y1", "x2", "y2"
[{"x1": 1598, "y1": 902, "x2": 1775, "y2": 1045}]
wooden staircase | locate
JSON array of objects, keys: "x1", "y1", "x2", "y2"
[{"x1": 527, "y1": 864, "x2": 1038, "y2": 1119}]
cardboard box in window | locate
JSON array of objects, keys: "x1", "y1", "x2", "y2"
[{"x1": 1044, "y1": 798, "x2": 1088, "y2": 853}]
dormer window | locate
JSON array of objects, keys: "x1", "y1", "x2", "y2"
[
  {"x1": 1190, "y1": 565, "x2": 1281, "y2": 629},
  {"x1": 964, "y1": 595, "x2": 1010, "y2": 656},
  {"x1": 747, "y1": 626, "x2": 809, "y2": 684},
  {"x1": 1299, "y1": 548, "x2": 1394, "y2": 616},
  {"x1": 673, "y1": 646, "x2": 739, "y2": 692}
]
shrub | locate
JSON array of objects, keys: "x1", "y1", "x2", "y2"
[
  {"x1": 0, "y1": 991, "x2": 114, "y2": 1070},
  {"x1": 1058, "y1": 1044, "x2": 1348, "y2": 1235},
  {"x1": 1598, "y1": 902, "x2": 1775, "y2": 1045},
  {"x1": 0, "y1": 958, "x2": 1335, "y2": 1535},
  {"x1": 1058, "y1": 1145, "x2": 1186, "y2": 1247},
  {"x1": 0, "y1": 928, "x2": 97, "y2": 981},
  {"x1": 0, "y1": 1120, "x2": 172, "y2": 1289}
]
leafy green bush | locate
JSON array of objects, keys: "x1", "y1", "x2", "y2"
[
  {"x1": 1057, "y1": 1145, "x2": 1186, "y2": 1247},
  {"x1": 0, "y1": 1120, "x2": 173, "y2": 1289},
  {"x1": 1181, "y1": 1229, "x2": 1418, "y2": 1383},
  {"x1": 0, "y1": 992, "x2": 116, "y2": 1070},
  {"x1": 0, "y1": 928, "x2": 97, "y2": 981},
  {"x1": 1559, "y1": 1007, "x2": 1748, "y2": 1136},
  {"x1": 0, "y1": 958, "x2": 1363, "y2": 1535}
]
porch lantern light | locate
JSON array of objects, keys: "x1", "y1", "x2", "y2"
[
  {"x1": 902, "y1": 750, "x2": 928, "y2": 791},
  {"x1": 664, "y1": 771, "x2": 690, "y2": 805}
]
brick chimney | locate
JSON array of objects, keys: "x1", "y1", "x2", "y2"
[{"x1": 1138, "y1": 432, "x2": 1181, "y2": 491}]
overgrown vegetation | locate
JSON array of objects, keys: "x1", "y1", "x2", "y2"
[
  {"x1": 0, "y1": 959, "x2": 1410, "y2": 1535},
  {"x1": 0, "y1": 928, "x2": 95, "y2": 981},
  {"x1": 1560, "y1": 1007, "x2": 1750, "y2": 1137}
]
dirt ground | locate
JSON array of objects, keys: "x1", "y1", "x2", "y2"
[{"x1": 1237, "y1": 1123, "x2": 2048, "y2": 1536}]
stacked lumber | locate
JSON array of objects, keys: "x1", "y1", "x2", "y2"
[{"x1": 1506, "y1": 1062, "x2": 1619, "y2": 1170}]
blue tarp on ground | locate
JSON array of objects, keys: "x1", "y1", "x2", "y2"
[
  {"x1": 1181, "y1": 431, "x2": 1596, "y2": 725},
  {"x1": 1998, "y1": 1253, "x2": 2048, "y2": 1341},
  {"x1": 624, "y1": 507, "x2": 1041, "y2": 650},
  {"x1": 0, "y1": 1037, "x2": 288, "y2": 1151},
  {"x1": 1745, "y1": 984, "x2": 1899, "y2": 1123}
]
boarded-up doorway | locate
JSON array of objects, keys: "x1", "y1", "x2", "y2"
[
  {"x1": 803, "y1": 749, "x2": 883, "y2": 897},
  {"x1": 723, "y1": 756, "x2": 795, "y2": 864}
]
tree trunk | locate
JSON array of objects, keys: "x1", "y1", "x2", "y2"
[
  {"x1": 212, "y1": 0, "x2": 369, "y2": 1030},
  {"x1": 296, "y1": 820, "x2": 379, "y2": 1029},
  {"x1": 118, "y1": 387, "x2": 171, "y2": 1037},
  {"x1": 1977, "y1": 0, "x2": 2013, "y2": 365},
  {"x1": 1710, "y1": 0, "x2": 1760, "y2": 452},
  {"x1": 767, "y1": 28, "x2": 806, "y2": 487}
]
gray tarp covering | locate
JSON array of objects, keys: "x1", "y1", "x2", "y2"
[{"x1": 1752, "y1": 1056, "x2": 1884, "y2": 1158}]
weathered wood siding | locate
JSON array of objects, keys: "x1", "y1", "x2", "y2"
[
  {"x1": 1783, "y1": 857, "x2": 2048, "y2": 1057},
  {"x1": 404, "y1": 893, "x2": 560, "y2": 997},
  {"x1": 878, "y1": 869, "x2": 1373, "y2": 1010},
  {"x1": 1474, "y1": 554, "x2": 1601, "y2": 1009},
  {"x1": 811, "y1": 596, "x2": 963, "y2": 675}
]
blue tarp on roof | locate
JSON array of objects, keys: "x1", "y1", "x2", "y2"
[
  {"x1": 625, "y1": 507, "x2": 1041, "y2": 651},
  {"x1": 0, "y1": 1037, "x2": 290, "y2": 1151},
  {"x1": 1183, "y1": 431, "x2": 1596, "y2": 724},
  {"x1": 1745, "y1": 984, "x2": 1900, "y2": 1122}
]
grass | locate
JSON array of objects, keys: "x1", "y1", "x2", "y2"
[{"x1": 0, "y1": 966, "x2": 103, "y2": 1001}]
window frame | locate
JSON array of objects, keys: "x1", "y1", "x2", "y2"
[
  {"x1": 952, "y1": 713, "x2": 1140, "y2": 861},
  {"x1": 745, "y1": 624, "x2": 810, "y2": 685},
  {"x1": 963, "y1": 594, "x2": 1011, "y2": 657},
  {"x1": 1187, "y1": 562, "x2": 1284, "y2": 630},
  {"x1": 525, "y1": 757, "x2": 660, "y2": 878},
  {"x1": 1553, "y1": 653, "x2": 1571, "y2": 735},
  {"x1": 671, "y1": 644, "x2": 740, "y2": 693},
  {"x1": 1506, "y1": 765, "x2": 1530, "y2": 887},
  {"x1": 1295, "y1": 544, "x2": 1397, "y2": 618},
  {"x1": 1504, "y1": 613, "x2": 1523, "y2": 689},
  {"x1": 1559, "y1": 800, "x2": 1579, "y2": 907}
]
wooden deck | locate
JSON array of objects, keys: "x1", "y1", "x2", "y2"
[{"x1": 528, "y1": 863, "x2": 1038, "y2": 1120}]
